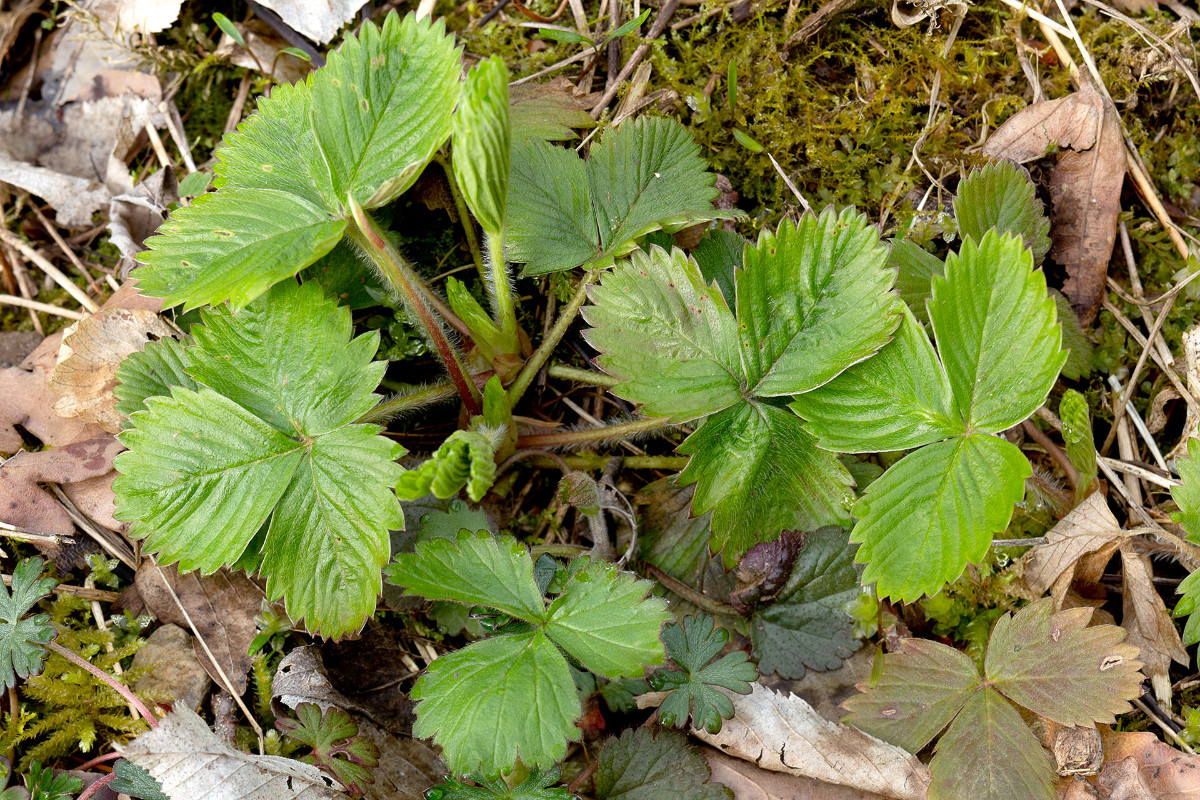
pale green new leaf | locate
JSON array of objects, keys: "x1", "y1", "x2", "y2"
[
  {"x1": 186, "y1": 281, "x2": 384, "y2": 436},
  {"x1": 310, "y1": 13, "x2": 461, "y2": 209},
  {"x1": 0, "y1": 558, "x2": 56, "y2": 691},
  {"x1": 737, "y1": 208, "x2": 899, "y2": 397},
  {"x1": 751, "y1": 527, "x2": 859, "y2": 679},
  {"x1": 395, "y1": 431, "x2": 497, "y2": 503},
  {"x1": 543, "y1": 559, "x2": 669, "y2": 677},
  {"x1": 842, "y1": 638, "x2": 979, "y2": 754},
  {"x1": 260, "y1": 425, "x2": 403, "y2": 638},
  {"x1": 582, "y1": 246, "x2": 743, "y2": 421},
  {"x1": 452, "y1": 57, "x2": 510, "y2": 238},
  {"x1": 929, "y1": 688, "x2": 1055, "y2": 800},
  {"x1": 1059, "y1": 389, "x2": 1097, "y2": 498},
  {"x1": 853, "y1": 433, "x2": 1029, "y2": 600},
  {"x1": 889, "y1": 239, "x2": 943, "y2": 323},
  {"x1": 985, "y1": 599, "x2": 1143, "y2": 726},
  {"x1": 593, "y1": 729, "x2": 732, "y2": 800},
  {"x1": 790, "y1": 305, "x2": 964, "y2": 453},
  {"x1": 1171, "y1": 438, "x2": 1200, "y2": 541},
  {"x1": 113, "y1": 337, "x2": 196, "y2": 418},
  {"x1": 113, "y1": 387, "x2": 306, "y2": 571},
  {"x1": 677, "y1": 403, "x2": 852, "y2": 567},
  {"x1": 384, "y1": 531, "x2": 546, "y2": 621},
  {"x1": 953, "y1": 160, "x2": 1051, "y2": 262},
  {"x1": 134, "y1": 190, "x2": 346, "y2": 311},
  {"x1": 929, "y1": 231, "x2": 1065, "y2": 433},
  {"x1": 1175, "y1": 570, "x2": 1200, "y2": 645},
  {"x1": 411, "y1": 632, "x2": 580, "y2": 776}
]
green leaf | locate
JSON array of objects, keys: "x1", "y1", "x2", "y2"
[
  {"x1": 508, "y1": 82, "x2": 596, "y2": 142},
  {"x1": 929, "y1": 231, "x2": 1065, "y2": 433},
  {"x1": 395, "y1": 430, "x2": 497, "y2": 503},
  {"x1": 582, "y1": 246, "x2": 743, "y2": 421},
  {"x1": 1052, "y1": 291, "x2": 1092, "y2": 380},
  {"x1": 186, "y1": 280, "x2": 385, "y2": 435},
  {"x1": 447, "y1": 277, "x2": 507, "y2": 362},
  {"x1": 984, "y1": 599, "x2": 1143, "y2": 726},
  {"x1": 538, "y1": 27, "x2": 593, "y2": 44},
  {"x1": 24, "y1": 762, "x2": 82, "y2": 800},
  {"x1": 303, "y1": 239, "x2": 384, "y2": 310},
  {"x1": 929, "y1": 688, "x2": 1055, "y2": 800},
  {"x1": 790, "y1": 305, "x2": 964, "y2": 453},
  {"x1": 751, "y1": 527, "x2": 859, "y2": 679},
  {"x1": 649, "y1": 615, "x2": 756, "y2": 734},
  {"x1": 887, "y1": 238, "x2": 942, "y2": 323},
  {"x1": 543, "y1": 559, "x2": 669, "y2": 677},
  {"x1": 0, "y1": 558, "x2": 56, "y2": 691},
  {"x1": 677, "y1": 403, "x2": 852, "y2": 566},
  {"x1": 1059, "y1": 389, "x2": 1097, "y2": 498},
  {"x1": 114, "y1": 281, "x2": 402, "y2": 637},
  {"x1": 310, "y1": 13, "x2": 460, "y2": 209},
  {"x1": 731, "y1": 128, "x2": 763, "y2": 153},
  {"x1": 842, "y1": 638, "x2": 979, "y2": 754},
  {"x1": 953, "y1": 161, "x2": 1051, "y2": 263},
  {"x1": 134, "y1": 189, "x2": 346, "y2": 311},
  {"x1": 593, "y1": 728, "x2": 731, "y2": 800},
  {"x1": 176, "y1": 171, "x2": 213, "y2": 198},
  {"x1": 606, "y1": 8, "x2": 651, "y2": 40},
  {"x1": 507, "y1": 118, "x2": 725, "y2": 275},
  {"x1": 430, "y1": 769, "x2": 569, "y2": 800},
  {"x1": 114, "y1": 337, "x2": 197, "y2": 418},
  {"x1": 1172, "y1": 438, "x2": 1200, "y2": 541},
  {"x1": 1175, "y1": 569, "x2": 1200, "y2": 645},
  {"x1": 280, "y1": 46, "x2": 311, "y2": 62},
  {"x1": 385, "y1": 531, "x2": 546, "y2": 621},
  {"x1": 690, "y1": 228, "x2": 744, "y2": 305},
  {"x1": 452, "y1": 57, "x2": 510, "y2": 238},
  {"x1": 411, "y1": 632, "x2": 580, "y2": 776},
  {"x1": 212, "y1": 12, "x2": 244, "y2": 45},
  {"x1": 109, "y1": 760, "x2": 169, "y2": 800},
  {"x1": 276, "y1": 703, "x2": 379, "y2": 794},
  {"x1": 852, "y1": 434, "x2": 1030, "y2": 600}
]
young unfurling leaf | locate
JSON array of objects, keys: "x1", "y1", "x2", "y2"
[{"x1": 396, "y1": 430, "x2": 497, "y2": 503}]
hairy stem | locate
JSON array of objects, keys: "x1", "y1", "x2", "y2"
[
  {"x1": 509, "y1": 271, "x2": 597, "y2": 404},
  {"x1": 438, "y1": 155, "x2": 487, "y2": 282},
  {"x1": 517, "y1": 416, "x2": 674, "y2": 449},
  {"x1": 45, "y1": 640, "x2": 157, "y2": 728},
  {"x1": 347, "y1": 198, "x2": 482, "y2": 415},
  {"x1": 77, "y1": 771, "x2": 119, "y2": 800},
  {"x1": 486, "y1": 231, "x2": 521, "y2": 355},
  {"x1": 547, "y1": 363, "x2": 620, "y2": 388},
  {"x1": 643, "y1": 564, "x2": 736, "y2": 616},
  {"x1": 358, "y1": 381, "x2": 461, "y2": 424}
]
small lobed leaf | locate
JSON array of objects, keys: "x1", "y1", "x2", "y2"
[
  {"x1": 0, "y1": 558, "x2": 56, "y2": 691},
  {"x1": 395, "y1": 431, "x2": 498, "y2": 503},
  {"x1": 113, "y1": 336, "x2": 197, "y2": 419},
  {"x1": 452, "y1": 56, "x2": 510, "y2": 238},
  {"x1": 1171, "y1": 438, "x2": 1200, "y2": 541},
  {"x1": 953, "y1": 160, "x2": 1051, "y2": 262},
  {"x1": 276, "y1": 703, "x2": 379, "y2": 795},
  {"x1": 429, "y1": 769, "x2": 569, "y2": 800},
  {"x1": 593, "y1": 728, "x2": 732, "y2": 800},
  {"x1": 385, "y1": 530, "x2": 546, "y2": 622},
  {"x1": 650, "y1": 615, "x2": 756, "y2": 734},
  {"x1": 543, "y1": 559, "x2": 669, "y2": 677},
  {"x1": 984, "y1": 597, "x2": 1143, "y2": 727},
  {"x1": 852, "y1": 433, "x2": 1030, "y2": 600},
  {"x1": 411, "y1": 632, "x2": 580, "y2": 776},
  {"x1": 929, "y1": 230, "x2": 1065, "y2": 433},
  {"x1": 109, "y1": 759, "x2": 169, "y2": 800},
  {"x1": 751, "y1": 527, "x2": 860, "y2": 679}
]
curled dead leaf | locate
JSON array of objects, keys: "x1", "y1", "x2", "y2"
[{"x1": 0, "y1": 436, "x2": 123, "y2": 536}]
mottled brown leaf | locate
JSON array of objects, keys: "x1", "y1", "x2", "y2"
[
  {"x1": 730, "y1": 530, "x2": 805, "y2": 614},
  {"x1": 1023, "y1": 492, "x2": 1129, "y2": 602},
  {"x1": 1101, "y1": 729, "x2": 1200, "y2": 799},
  {"x1": 0, "y1": 436, "x2": 122, "y2": 535}
]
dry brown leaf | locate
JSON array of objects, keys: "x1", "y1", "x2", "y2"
[
  {"x1": 0, "y1": 333, "x2": 106, "y2": 452},
  {"x1": 214, "y1": 19, "x2": 312, "y2": 84},
  {"x1": 1098, "y1": 757, "x2": 1156, "y2": 800},
  {"x1": 1119, "y1": 545, "x2": 1189, "y2": 705},
  {"x1": 1100, "y1": 730, "x2": 1200, "y2": 799},
  {"x1": 983, "y1": 87, "x2": 1125, "y2": 324},
  {"x1": 688, "y1": 683, "x2": 930, "y2": 800},
  {"x1": 704, "y1": 748, "x2": 895, "y2": 800},
  {"x1": 49, "y1": 306, "x2": 173, "y2": 433},
  {"x1": 1023, "y1": 492, "x2": 1131, "y2": 602},
  {"x1": 0, "y1": 437, "x2": 123, "y2": 536},
  {"x1": 135, "y1": 564, "x2": 263, "y2": 696},
  {"x1": 131, "y1": 623, "x2": 213, "y2": 711}
]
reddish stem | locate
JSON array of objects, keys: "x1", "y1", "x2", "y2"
[
  {"x1": 77, "y1": 770, "x2": 118, "y2": 800},
  {"x1": 76, "y1": 750, "x2": 122, "y2": 771},
  {"x1": 45, "y1": 640, "x2": 158, "y2": 728}
]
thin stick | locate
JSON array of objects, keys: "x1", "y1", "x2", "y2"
[
  {"x1": 547, "y1": 363, "x2": 620, "y2": 387},
  {"x1": 152, "y1": 564, "x2": 265, "y2": 754},
  {"x1": 1133, "y1": 696, "x2": 1196, "y2": 754},
  {"x1": 0, "y1": 294, "x2": 84, "y2": 319},
  {"x1": 509, "y1": 272, "x2": 597, "y2": 404},
  {"x1": 994, "y1": 0, "x2": 1073, "y2": 37},
  {"x1": 1102, "y1": 291, "x2": 1175, "y2": 455},
  {"x1": 0, "y1": 229, "x2": 99, "y2": 312},
  {"x1": 143, "y1": 122, "x2": 174, "y2": 170},
  {"x1": 1098, "y1": 456, "x2": 1180, "y2": 489},
  {"x1": 45, "y1": 640, "x2": 157, "y2": 727},
  {"x1": 29, "y1": 205, "x2": 99, "y2": 293},
  {"x1": 49, "y1": 485, "x2": 136, "y2": 570},
  {"x1": 1108, "y1": 374, "x2": 1168, "y2": 471},
  {"x1": 517, "y1": 416, "x2": 672, "y2": 448},
  {"x1": 1021, "y1": 419, "x2": 1079, "y2": 495},
  {"x1": 1101, "y1": 296, "x2": 1198, "y2": 414},
  {"x1": 590, "y1": 0, "x2": 680, "y2": 117},
  {"x1": 2, "y1": 575, "x2": 118, "y2": 602}
]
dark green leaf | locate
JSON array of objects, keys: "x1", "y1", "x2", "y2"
[
  {"x1": 114, "y1": 337, "x2": 196, "y2": 418},
  {"x1": 650, "y1": 615, "x2": 756, "y2": 734},
  {"x1": 594, "y1": 728, "x2": 731, "y2": 800},
  {"x1": 109, "y1": 759, "x2": 169, "y2": 800},
  {"x1": 0, "y1": 558, "x2": 55, "y2": 691},
  {"x1": 276, "y1": 703, "x2": 379, "y2": 794}
]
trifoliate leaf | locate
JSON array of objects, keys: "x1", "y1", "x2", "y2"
[
  {"x1": 411, "y1": 632, "x2": 580, "y2": 776},
  {"x1": 582, "y1": 246, "x2": 743, "y2": 422},
  {"x1": 114, "y1": 280, "x2": 403, "y2": 638},
  {"x1": 310, "y1": 13, "x2": 461, "y2": 209},
  {"x1": 1059, "y1": 389, "x2": 1097, "y2": 498},
  {"x1": 650, "y1": 615, "x2": 756, "y2": 734},
  {"x1": 853, "y1": 433, "x2": 1030, "y2": 600},
  {"x1": 1171, "y1": 438, "x2": 1200, "y2": 541},
  {"x1": 113, "y1": 337, "x2": 197, "y2": 418},
  {"x1": 395, "y1": 431, "x2": 497, "y2": 503},
  {"x1": 593, "y1": 728, "x2": 731, "y2": 800},
  {"x1": 452, "y1": 57, "x2": 510, "y2": 238},
  {"x1": 751, "y1": 527, "x2": 859, "y2": 679},
  {"x1": 790, "y1": 305, "x2": 964, "y2": 453},
  {"x1": 888, "y1": 239, "x2": 943, "y2": 323},
  {"x1": 677, "y1": 403, "x2": 853, "y2": 566},
  {"x1": 543, "y1": 559, "x2": 669, "y2": 677},
  {"x1": 109, "y1": 759, "x2": 169, "y2": 800},
  {"x1": 736, "y1": 208, "x2": 899, "y2": 397},
  {"x1": 135, "y1": 189, "x2": 347, "y2": 311},
  {"x1": 984, "y1": 599, "x2": 1143, "y2": 726},
  {"x1": 276, "y1": 703, "x2": 379, "y2": 794},
  {"x1": 929, "y1": 231, "x2": 1065, "y2": 433},
  {"x1": 953, "y1": 160, "x2": 1051, "y2": 262},
  {"x1": 929, "y1": 687, "x2": 1055, "y2": 800},
  {"x1": 384, "y1": 531, "x2": 546, "y2": 621},
  {"x1": 430, "y1": 769, "x2": 569, "y2": 800},
  {"x1": 690, "y1": 228, "x2": 744, "y2": 305},
  {"x1": 0, "y1": 558, "x2": 56, "y2": 691},
  {"x1": 507, "y1": 118, "x2": 725, "y2": 275},
  {"x1": 842, "y1": 638, "x2": 979, "y2": 754}
]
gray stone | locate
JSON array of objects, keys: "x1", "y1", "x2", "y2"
[{"x1": 132, "y1": 623, "x2": 211, "y2": 711}]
